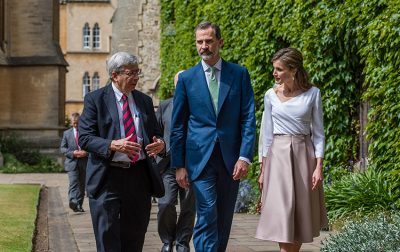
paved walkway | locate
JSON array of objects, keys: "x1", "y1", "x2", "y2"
[{"x1": 0, "y1": 173, "x2": 328, "y2": 251}]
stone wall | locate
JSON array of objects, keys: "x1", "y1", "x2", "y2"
[
  {"x1": 0, "y1": 0, "x2": 67, "y2": 148},
  {"x1": 138, "y1": 0, "x2": 160, "y2": 100},
  {"x1": 111, "y1": 0, "x2": 161, "y2": 103}
]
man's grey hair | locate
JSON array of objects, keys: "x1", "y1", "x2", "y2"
[{"x1": 106, "y1": 52, "x2": 138, "y2": 77}]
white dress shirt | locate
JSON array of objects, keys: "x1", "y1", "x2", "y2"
[
  {"x1": 111, "y1": 83, "x2": 145, "y2": 161},
  {"x1": 261, "y1": 86, "x2": 325, "y2": 158}
]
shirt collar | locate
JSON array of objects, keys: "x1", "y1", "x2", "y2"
[
  {"x1": 111, "y1": 82, "x2": 131, "y2": 102},
  {"x1": 201, "y1": 58, "x2": 222, "y2": 73}
]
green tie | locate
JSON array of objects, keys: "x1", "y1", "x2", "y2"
[{"x1": 208, "y1": 67, "x2": 219, "y2": 113}]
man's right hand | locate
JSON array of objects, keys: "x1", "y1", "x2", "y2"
[
  {"x1": 176, "y1": 167, "x2": 190, "y2": 189},
  {"x1": 109, "y1": 134, "x2": 141, "y2": 156}
]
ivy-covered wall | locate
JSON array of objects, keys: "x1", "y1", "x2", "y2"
[{"x1": 158, "y1": 0, "x2": 400, "y2": 175}]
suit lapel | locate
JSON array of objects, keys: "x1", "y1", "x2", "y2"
[
  {"x1": 218, "y1": 60, "x2": 233, "y2": 114},
  {"x1": 103, "y1": 84, "x2": 121, "y2": 137}
]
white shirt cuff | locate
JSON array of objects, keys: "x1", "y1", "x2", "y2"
[{"x1": 239, "y1": 156, "x2": 251, "y2": 165}]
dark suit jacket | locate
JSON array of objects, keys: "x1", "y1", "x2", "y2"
[
  {"x1": 78, "y1": 84, "x2": 163, "y2": 198},
  {"x1": 155, "y1": 98, "x2": 173, "y2": 173},
  {"x1": 170, "y1": 60, "x2": 256, "y2": 181},
  {"x1": 60, "y1": 128, "x2": 87, "y2": 172}
]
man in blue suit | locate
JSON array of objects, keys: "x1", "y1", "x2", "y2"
[
  {"x1": 170, "y1": 22, "x2": 256, "y2": 252},
  {"x1": 79, "y1": 52, "x2": 165, "y2": 252}
]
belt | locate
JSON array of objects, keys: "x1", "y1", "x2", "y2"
[{"x1": 109, "y1": 159, "x2": 145, "y2": 169}]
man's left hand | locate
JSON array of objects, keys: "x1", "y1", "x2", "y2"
[
  {"x1": 232, "y1": 160, "x2": 249, "y2": 180},
  {"x1": 145, "y1": 136, "x2": 165, "y2": 157}
]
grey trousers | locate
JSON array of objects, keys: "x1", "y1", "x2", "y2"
[
  {"x1": 157, "y1": 168, "x2": 196, "y2": 251},
  {"x1": 67, "y1": 158, "x2": 87, "y2": 206}
]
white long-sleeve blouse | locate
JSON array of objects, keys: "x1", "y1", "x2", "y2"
[{"x1": 261, "y1": 86, "x2": 325, "y2": 158}]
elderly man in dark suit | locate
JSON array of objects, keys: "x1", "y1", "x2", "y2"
[
  {"x1": 60, "y1": 112, "x2": 88, "y2": 212},
  {"x1": 156, "y1": 71, "x2": 195, "y2": 252},
  {"x1": 170, "y1": 22, "x2": 256, "y2": 251},
  {"x1": 79, "y1": 51, "x2": 165, "y2": 252}
]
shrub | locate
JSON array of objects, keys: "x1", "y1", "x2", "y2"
[
  {"x1": 325, "y1": 169, "x2": 400, "y2": 221},
  {"x1": 0, "y1": 133, "x2": 42, "y2": 165},
  {"x1": 0, "y1": 154, "x2": 63, "y2": 173},
  {"x1": 321, "y1": 212, "x2": 400, "y2": 252},
  {"x1": 234, "y1": 179, "x2": 260, "y2": 213},
  {"x1": 0, "y1": 134, "x2": 63, "y2": 173}
]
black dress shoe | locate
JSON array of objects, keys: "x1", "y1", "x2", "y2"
[
  {"x1": 176, "y1": 242, "x2": 190, "y2": 252},
  {"x1": 74, "y1": 205, "x2": 85, "y2": 212},
  {"x1": 161, "y1": 243, "x2": 173, "y2": 252},
  {"x1": 69, "y1": 201, "x2": 78, "y2": 211}
]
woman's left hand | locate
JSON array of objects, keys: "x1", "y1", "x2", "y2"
[{"x1": 312, "y1": 162, "x2": 323, "y2": 190}]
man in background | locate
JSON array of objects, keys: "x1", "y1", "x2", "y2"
[{"x1": 60, "y1": 112, "x2": 88, "y2": 212}]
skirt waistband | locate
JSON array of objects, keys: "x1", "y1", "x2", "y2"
[{"x1": 273, "y1": 134, "x2": 310, "y2": 137}]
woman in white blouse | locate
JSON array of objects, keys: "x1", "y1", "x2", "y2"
[{"x1": 255, "y1": 48, "x2": 328, "y2": 252}]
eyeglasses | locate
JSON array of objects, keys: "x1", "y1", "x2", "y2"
[{"x1": 119, "y1": 69, "x2": 142, "y2": 77}]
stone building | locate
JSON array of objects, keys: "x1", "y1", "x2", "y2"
[
  {"x1": 111, "y1": 0, "x2": 161, "y2": 103},
  {"x1": 61, "y1": 0, "x2": 161, "y2": 116},
  {"x1": 60, "y1": 0, "x2": 116, "y2": 116},
  {"x1": 0, "y1": 0, "x2": 68, "y2": 148}
]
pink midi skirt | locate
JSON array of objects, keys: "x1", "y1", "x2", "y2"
[{"x1": 255, "y1": 135, "x2": 328, "y2": 243}]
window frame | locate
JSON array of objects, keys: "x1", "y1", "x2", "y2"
[
  {"x1": 82, "y1": 72, "x2": 91, "y2": 97},
  {"x1": 93, "y1": 23, "x2": 100, "y2": 49},
  {"x1": 92, "y1": 72, "x2": 100, "y2": 91},
  {"x1": 83, "y1": 23, "x2": 91, "y2": 49}
]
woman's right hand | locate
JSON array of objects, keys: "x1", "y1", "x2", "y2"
[
  {"x1": 258, "y1": 171, "x2": 264, "y2": 192},
  {"x1": 258, "y1": 158, "x2": 266, "y2": 192}
]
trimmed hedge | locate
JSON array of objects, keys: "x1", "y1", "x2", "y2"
[{"x1": 159, "y1": 0, "x2": 400, "y2": 180}]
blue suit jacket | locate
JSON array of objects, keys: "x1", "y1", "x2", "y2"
[
  {"x1": 78, "y1": 84, "x2": 163, "y2": 198},
  {"x1": 170, "y1": 60, "x2": 256, "y2": 181}
]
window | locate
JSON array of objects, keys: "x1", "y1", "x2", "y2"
[
  {"x1": 83, "y1": 23, "x2": 90, "y2": 49},
  {"x1": 83, "y1": 72, "x2": 90, "y2": 97},
  {"x1": 93, "y1": 23, "x2": 100, "y2": 49},
  {"x1": 92, "y1": 72, "x2": 100, "y2": 91}
]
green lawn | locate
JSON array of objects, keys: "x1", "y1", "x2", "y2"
[{"x1": 0, "y1": 184, "x2": 41, "y2": 252}]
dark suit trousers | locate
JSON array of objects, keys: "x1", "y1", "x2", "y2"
[
  {"x1": 157, "y1": 167, "x2": 196, "y2": 249},
  {"x1": 89, "y1": 160, "x2": 152, "y2": 252},
  {"x1": 191, "y1": 143, "x2": 239, "y2": 252},
  {"x1": 68, "y1": 158, "x2": 87, "y2": 206}
]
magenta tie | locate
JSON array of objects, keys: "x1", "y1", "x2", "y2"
[
  {"x1": 75, "y1": 130, "x2": 80, "y2": 150},
  {"x1": 122, "y1": 94, "x2": 139, "y2": 162}
]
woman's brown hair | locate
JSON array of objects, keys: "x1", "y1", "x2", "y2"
[{"x1": 272, "y1": 48, "x2": 312, "y2": 91}]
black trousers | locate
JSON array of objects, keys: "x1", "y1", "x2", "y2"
[
  {"x1": 89, "y1": 160, "x2": 152, "y2": 252},
  {"x1": 157, "y1": 167, "x2": 196, "y2": 250}
]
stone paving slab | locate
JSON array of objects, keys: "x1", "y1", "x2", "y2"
[{"x1": 0, "y1": 173, "x2": 328, "y2": 251}]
